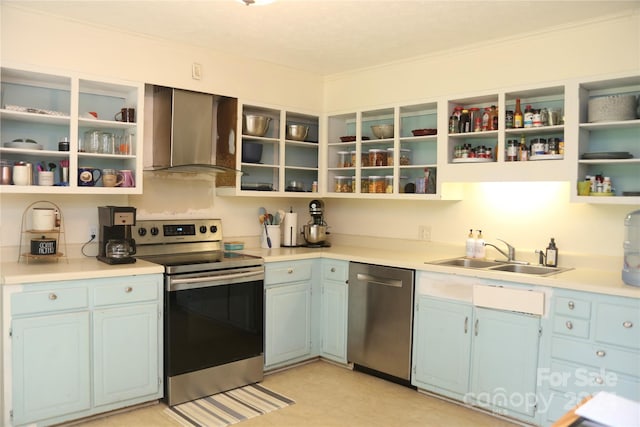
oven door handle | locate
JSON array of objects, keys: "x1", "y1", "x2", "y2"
[{"x1": 169, "y1": 270, "x2": 264, "y2": 291}]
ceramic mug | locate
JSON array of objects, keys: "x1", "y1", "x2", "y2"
[
  {"x1": 78, "y1": 167, "x2": 102, "y2": 186},
  {"x1": 115, "y1": 107, "x2": 135, "y2": 123},
  {"x1": 12, "y1": 164, "x2": 30, "y2": 185},
  {"x1": 118, "y1": 169, "x2": 135, "y2": 187},
  {"x1": 102, "y1": 168, "x2": 123, "y2": 187},
  {"x1": 38, "y1": 170, "x2": 54, "y2": 186}
]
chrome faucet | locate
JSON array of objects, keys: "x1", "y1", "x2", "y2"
[{"x1": 484, "y1": 239, "x2": 529, "y2": 265}]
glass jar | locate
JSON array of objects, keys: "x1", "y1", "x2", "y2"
[
  {"x1": 337, "y1": 151, "x2": 350, "y2": 168},
  {"x1": 386, "y1": 148, "x2": 395, "y2": 166},
  {"x1": 369, "y1": 175, "x2": 384, "y2": 193},
  {"x1": 334, "y1": 176, "x2": 352, "y2": 193},
  {"x1": 368, "y1": 149, "x2": 387, "y2": 167},
  {"x1": 360, "y1": 176, "x2": 369, "y2": 193},
  {"x1": 361, "y1": 152, "x2": 369, "y2": 167},
  {"x1": 506, "y1": 139, "x2": 518, "y2": 161},
  {"x1": 351, "y1": 150, "x2": 358, "y2": 167},
  {"x1": 385, "y1": 176, "x2": 394, "y2": 193}
]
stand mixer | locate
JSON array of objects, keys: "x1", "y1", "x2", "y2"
[
  {"x1": 302, "y1": 199, "x2": 330, "y2": 247},
  {"x1": 97, "y1": 206, "x2": 137, "y2": 264}
]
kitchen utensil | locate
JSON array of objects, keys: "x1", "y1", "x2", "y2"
[
  {"x1": 242, "y1": 141, "x2": 263, "y2": 163},
  {"x1": 302, "y1": 224, "x2": 328, "y2": 244},
  {"x1": 588, "y1": 94, "x2": 638, "y2": 122},
  {"x1": 263, "y1": 222, "x2": 272, "y2": 248},
  {"x1": 371, "y1": 124, "x2": 394, "y2": 139},
  {"x1": 581, "y1": 152, "x2": 633, "y2": 160},
  {"x1": 411, "y1": 128, "x2": 437, "y2": 136},
  {"x1": 286, "y1": 124, "x2": 309, "y2": 141},
  {"x1": 48, "y1": 162, "x2": 56, "y2": 172},
  {"x1": 32, "y1": 207, "x2": 56, "y2": 231},
  {"x1": 3, "y1": 139, "x2": 43, "y2": 150},
  {"x1": 243, "y1": 114, "x2": 271, "y2": 137}
]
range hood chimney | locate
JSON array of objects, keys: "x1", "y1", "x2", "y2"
[{"x1": 144, "y1": 85, "x2": 240, "y2": 175}]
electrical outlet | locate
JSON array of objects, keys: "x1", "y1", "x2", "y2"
[
  {"x1": 90, "y1": 225, "x2": 97, "y2": 240},
  {"x1": 418, "y1": 225, "x2": 431, "y2": 241}
]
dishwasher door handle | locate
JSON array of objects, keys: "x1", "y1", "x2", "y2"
[{"x1": 356, "y1": 273, "x2": 402, "y2": 288}]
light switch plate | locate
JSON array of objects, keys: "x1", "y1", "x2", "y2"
[{"x1": 192, "y1": 63, "x2": 202, "y2": 80}]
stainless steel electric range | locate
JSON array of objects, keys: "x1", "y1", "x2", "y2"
[{"x1": 133, "y1": 218, "x2": 264, "y2": 406}]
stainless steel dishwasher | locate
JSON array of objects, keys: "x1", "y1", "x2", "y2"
[{"x1": 347, "y1": 262, "x2": 415, "y2": 386}]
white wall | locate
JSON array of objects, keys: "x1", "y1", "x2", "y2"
[{"x1": 1, "y1": 6, "x2": 639, "y2": 259}]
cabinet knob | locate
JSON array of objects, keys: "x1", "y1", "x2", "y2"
[
  {"x1": 623, "y1": 321, "x2": 633, "y2": 329},
  {"x1": 330, "y1": 267, "x2": 336, "y2": 273},
  {"x1": 594, "y1": 376, "x2": 604, "y2": 385},
  {"x1": 125, "y1": 287, "x2": 133, "y2": 293},
  {"x1": 287, "y1": 268, "x2": 293, "y2": 274},
  {"x1": 568, "y1": 301, "x2": 575, "y2": 310},
  {"x1": 596, "y1": 350, "x2": 606, "y2": 357},
  {"x1": 565, "y1": 320, "x2": 573, "y2": 330},
  {"x1": 48, "y1": 293, "x2": 57, "y2": 300}
]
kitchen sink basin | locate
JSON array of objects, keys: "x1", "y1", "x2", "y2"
[
  {"x1": 432, "y1": 258, "x2": 504, "y2": 269},
  {"x1": 488, "y1": 264, "x2": 571, "y2": 276},
  {"x1": 426, "y1": 257, "x2": 571, "y2": 277}
]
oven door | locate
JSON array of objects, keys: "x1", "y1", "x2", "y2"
[{"x1": 165, "y1": 267, "x2": 264, "y2": 378}]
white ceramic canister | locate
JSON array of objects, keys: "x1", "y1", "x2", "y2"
[{"x1": 32, "y1": 207, "x2": 56, "y2": 231}]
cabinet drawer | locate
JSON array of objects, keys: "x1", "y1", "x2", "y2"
[
  {"x1": 553, "y1": 316, "x2": 590, "y2": 339},
  {"x1": 94, "y1": 279, "x2": 159, "y2": 306},
  {"x1": 594, "y1": 302, "x2": 640, "y2": 350},
  {"x1": 551, "y1": 337, "x2": 640, "y2": 377},
  {"x1": 322, "y1": 261, "x2": 347, "y2": 282},
  {"x1": 12, "y1": 287, "x2": 88, "y2": 316},
  {"x1": 265, "y1": 261, "x2": 312, "y2": 285},
  {"x1": 554, "y1": 296, "x2": 591, "y2": 319},
  {"x1": 548, "y1": 360, "x2": 640, "y2": 401}
]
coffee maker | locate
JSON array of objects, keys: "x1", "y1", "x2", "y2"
[{"x1": 97, "y1": 206, "x2": 137, "y2": 264}]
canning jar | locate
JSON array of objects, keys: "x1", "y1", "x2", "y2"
[
  {"x1": 369, "y1": 149, "x2": 387, "y2": 167},
  {"x1": 334, "y1": 176, "x2": 352, "y2": 193},
  {"x1": 361, "y1": 177, "x2": 369, "y2": 193},
  {"x1": 386, "y1": 148, "x2": 395, "y2": 165},
  {"x1": 351, "y1": 151, "x2": 358, "y2": 167},
  {"x1": 337, "y1": 151, "x2": 350, "y2": 168},
  {"x1": 385, "y1": 176, "x2": 394, "y2": 193},
  {"x1": 369, "y1": 176, "x2": 384, "y2": 193}
]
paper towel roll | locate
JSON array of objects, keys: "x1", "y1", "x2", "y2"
[{"x1": 283, "y1": 212, "x2": 298, "y2": 247}]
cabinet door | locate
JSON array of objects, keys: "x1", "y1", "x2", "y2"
[
  {"x1": 93, "y1": 303, "x2": 159, "y2": 406},
  {"x1": 265, "y1": 282, "x2": 311, "y2": 367},
  {"x1": 412, "y1": 296, "x2": 472, "y2": 397},
  {"x1": 470, "y1": 307, "x2": 540, "y2": 418},
  {"x1": 320, "y1": 280, "x2": 348, "y2": 363},
  {"x1": 11, "y1": 311, "x2": 91, "y2": 425}
]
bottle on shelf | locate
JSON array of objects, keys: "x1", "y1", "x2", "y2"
[
  {"x1": 474, "y1": 230, "x2": 486, "y2": 259},
  {"x1": 523, "y1": 104, "x2": 534, "y2": 128},
  {"x1": 514, "y1": 98, "x2": 523, "y2": 128},
  {"x1": 519, "y1": 134, "x2": 528, "y2": 161},
  {"x1": 466, "y1": 229, "x2": 475, "y2": 258},
  {"x1": 545, "y1": 238, "x2": 558, "y2": 267}
]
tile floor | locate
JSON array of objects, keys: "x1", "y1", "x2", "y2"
[{"x1": 67, "y1": 360, "x2": 518, "y2": 427}]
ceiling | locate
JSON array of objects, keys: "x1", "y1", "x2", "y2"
[{"x1": 5, "y1": 0, "x2": 640, "y2": 76}]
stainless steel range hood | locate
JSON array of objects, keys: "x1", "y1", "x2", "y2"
[{"x1": 144, "y1": 85, "x2": 240, "y2": 174}]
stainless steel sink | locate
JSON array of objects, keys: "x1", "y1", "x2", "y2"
[
  {"x1": 487, "y1": 264, "x2": 571, "y2": 276},
  {"x1": 426, "y1": 257, "x2": 571, "y2": 277},
  {"x1": 432, "y1": 258, "x2": 504, "y2": 269}
]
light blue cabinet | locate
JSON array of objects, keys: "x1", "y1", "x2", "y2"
[
  {"x1": 320, "y1": 259, "x2": 348, "y2": 363},
  {"x1": 11, "y1": 311, "x2": 91, "y2": 425},
  {"x1": 412, "y1": 296, "x2": 472, "y2": 400},
  {"x1": 265, "y1": 260, "x2": 314, "y2": 369},
  {"x1": 3, "y1": 274, "x2": 163, "y2": 427},
  {"x1": 540, "y1": 289, "x2": 640, "y2": 426},
  {"x1": 469, "y1": 307, "x2": 541, "y2": 418}
]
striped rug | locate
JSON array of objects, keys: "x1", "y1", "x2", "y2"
[{"x1": 165, "y1": 384, "x2": 295, "y2": 427}]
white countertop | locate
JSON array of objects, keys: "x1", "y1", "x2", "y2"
[{"x1": 2, "y1": 242, "x2": 639, "y2": 299}]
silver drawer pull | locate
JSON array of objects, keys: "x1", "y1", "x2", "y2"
[
  {"x1": 595, "y1": 376, "x2": 604, "y2": 385},
  {"x1": 568, "y1": 301, "x2": 575, "y2": 310},
  {"x1": 474, "y1": 319, "x2": 479, "y2": 336},
  {"x1": 48, "y1": 293, "x2": 57, "y2": 300},
  {"x1": 464, "y1": 316, "x2": 468, "y2": 334},
  {"x1": 596, "y1": 350, "x2": 606, "y2": 357},
  {"x1": 565, "y1": 321, "x2": 573, "y2": 330},
  {"x1": 623, "y1": 321, "x2": 633, "y2": 329},
  {"x1": 125, "y1": 287, "x2": 133, "y2": 293},
  {"x1": 287, "y1": 268, "x2": 293, "y2": 274}
]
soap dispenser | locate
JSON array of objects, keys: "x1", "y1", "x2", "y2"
[
  {"x1": 474, "y1": 230, "x2": 486, "y2": 259},
  {"x1": 545, "y1": 238, "x2": 558, "y2": 267},
  {"x1": 466, "y1": 229, "x2": 475, "y2": 258}
]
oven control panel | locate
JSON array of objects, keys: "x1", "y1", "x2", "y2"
[{"x1": 133, "y1": 219, "x2": 222, "y2": 245}]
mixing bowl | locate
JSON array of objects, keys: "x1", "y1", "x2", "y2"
[
  {"x1": 371, "y1": 124, "x2": 394, "y2": 139},
  {"x1": 243, "y1": 114, "x2": 271, "y2": 137},
  {"x1": 241, "y1": 141, "x2": 263, "y2": 163},
  {"x1": 287, "y1": 124, "x2": 309, "y2": 141}
]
